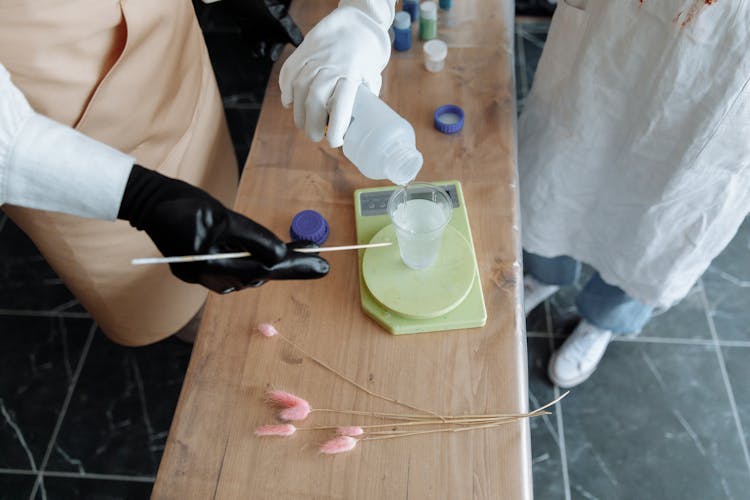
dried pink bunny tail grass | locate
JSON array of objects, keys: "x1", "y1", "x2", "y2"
[
  {"x1": 279, "y1": 402, "x2": 312, "y2": 421},
  {"x1": 255, "y1": 424, "x2": 296, "y2": 437},
  {"x1": 266, "y1": 390, "x2": 308, "y2": 409},
  {"x1": 265, "y1": 390, "x2": 312, "y2": 421},
  {"x1": 336, "y1": 426, "x2": 365, "y2": 437},
  {"x1": 257, "y1": 323, "x2": 279, "y2": 337},
  {"x1": 320, "y1": 436, "x2": 358, "y2": 454}
]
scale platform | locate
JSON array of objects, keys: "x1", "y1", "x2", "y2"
[{"x1": 354, "y1": 181, "x2": 487, "y2": 335}]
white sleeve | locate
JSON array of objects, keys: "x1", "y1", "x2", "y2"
[
  {"x1": 338, "y1": 0, "x2": 396, "y2": 30},
  {"x1": 0, "y1": 63, "x2": 134, "y2": 220}
]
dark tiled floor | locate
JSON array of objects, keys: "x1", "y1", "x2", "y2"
[
  {"x1": 2, "y1": 9, "x2": 749, "y2": 500},
  {"x1": 517, "y1": 19, "x2": 750, "y2": 499}
]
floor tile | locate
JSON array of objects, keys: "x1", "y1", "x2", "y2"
[
  {"x1": 519, "y1": 24, "x2": 548, "y2": 87},
  {"x1": 524, "y1": 301, "x2": 549, "y2": 334},
  {"x1": 0, "y1": 317, "x2": 94, "y2": 470},
  {"x1": 562, "y1": 342, "x2": 750, "y2": 499},
  {"x1": 516, "y1": 0, "x2": 556, "y2": 17},
  {"x1": 721, "y1": 346, "x2": 750, "y2": 453},
  {"x1": 527, "y1": 338, "x2": 566, "y2": 500},
  {"x1": 639, "y1": 284, "x2": 712, "y2": 341},
  {"x1": 708, "y1": 217, "x2": 750, "y2": 283},
  {"x1": 47, "y1": 333, "x2": 192, "y2": 476},
  {"x1": 0, "y1": 220, "x2": 82, "y2": 313},
  {"x1": 0, "y1": 473, "x2": 36, "y2": 500},
  {"x1": 702, "y1": 218, "x2": 750, "y2": 343},
  {"x1": 526, "y1": 269, "x2": 717, "y2": 342},
  {"x1": 36, "y1": 475, "x2": 152, "y2": 500},
  {"x1": 703, "y1": 278, "x2": 750, "y2": 345}
]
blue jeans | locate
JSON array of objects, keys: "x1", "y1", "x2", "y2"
[{"x1": 523, "y1": 251, "x2": 654, "y2": 335}]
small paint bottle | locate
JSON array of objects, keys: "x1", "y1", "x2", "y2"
[
  {"x1": 403, "y1": 0, "x2": 419, "y2": 23},
  {"x1": 439, "y1": 0, "x2": 452, "y2": 10},
  {"x1": 393, "y1": 11, "x2": 412, "y2": 52},
  {"x1": 419, "y1": 2, "x2": 438, "y2": 41}
]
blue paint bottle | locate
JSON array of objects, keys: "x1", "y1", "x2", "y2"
[
  {"x1": 403, "y1": 0, "x2": 419, "y2": 23},
  {"x1": 393, "y1": 11, "x2": 412, "y2": 52}
]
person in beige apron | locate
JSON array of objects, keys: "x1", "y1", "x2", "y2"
[
  {"x1": 1, "y1": 0, "x2": 398, "y2": 347},
  {"x1": 0, "y1": 0, "x2": 335, "y2": 346}
]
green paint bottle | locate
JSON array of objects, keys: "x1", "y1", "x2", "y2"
[{"x1": 419, "y1": 2, "x2": 438, "y2": 41}]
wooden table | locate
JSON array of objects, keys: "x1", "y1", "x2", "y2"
[{"x1": 154, "y1": 0, "x2": 529, "y2": 498}]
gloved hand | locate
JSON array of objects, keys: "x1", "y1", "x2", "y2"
[
  {"x1": 279, "y1": 1, "x2": 395, "y2": 148},
  {"x1": 118, "y1": 165, "x2": 329, "y2": 293}
]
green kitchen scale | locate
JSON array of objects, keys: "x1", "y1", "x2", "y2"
[{"x1": 354, "y1": 181, "x2": 487, "y2": 335}]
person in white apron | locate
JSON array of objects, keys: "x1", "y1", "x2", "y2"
[
  {"x1": 0, "y1": 0, "x2": 394, "y2": 346},
  {"x1": 519, "y1": 0, "x2": 750, "y2": 387}
]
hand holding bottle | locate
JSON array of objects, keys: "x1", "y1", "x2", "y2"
[{"x1": 279, "y1": 2, "x2": 394, "y2": 148}]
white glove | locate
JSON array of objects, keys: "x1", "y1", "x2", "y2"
[{"x1": 279, "y1": 1, "x2": 395, "y2": 148}]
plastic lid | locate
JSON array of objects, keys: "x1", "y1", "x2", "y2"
[
  {"x1": 289, "y1": 210, "x2": 329, "y2": 245},
  {"x1": 420, "y1": 1, "x2": 438, "y2": 18},
  {"x1": 434, "y1": 104, "x2": 464, "y2": 134},
  {"x1": 394, "y1": 11, "x2": 411, "y2": 29},
  {"x1": 423, "y1": 39, "x2": 447, "y2": 61}
]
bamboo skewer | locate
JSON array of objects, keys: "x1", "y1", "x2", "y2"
[{"x1": 131, "y1": 241, "x2": 391, "y2": 265}]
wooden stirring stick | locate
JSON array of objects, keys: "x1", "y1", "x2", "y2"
[{"x1": 131, "y1": 242, "x2": 392, "y2": 265}]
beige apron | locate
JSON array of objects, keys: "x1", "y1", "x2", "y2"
[{"x1": 0, "y1": 0, "x2": 238, "y2": 345}]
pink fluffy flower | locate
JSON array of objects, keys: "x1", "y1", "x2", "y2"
[
  {"x1": 257, "y1": 323, "x2": 279, "y2": 337},
  {"x1": 320, "y1": 436, "x2": 358, "y2": 454},
  {"x1": 336, "y1": 426, "x2": 364, "y2": 437},
  {"x1": 266, "y1": 390, "x2": 306, "y2": 408},
  {"x1": 279, "y1": 404, "x2": 311, "y2": 421},
  {"x1": 255, "y1": 424, "x2": 296, "y2": 437},
  {"x1": 266, "y1": 390, "x2": 312, "y2": 421}
]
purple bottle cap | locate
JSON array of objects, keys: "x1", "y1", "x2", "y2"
[
  {"x1": 434, "y1": 104, "x2": 464, "y2": 134},
  {"x1": 289, "y1": 210, "x2": 329, "y2": 245}
]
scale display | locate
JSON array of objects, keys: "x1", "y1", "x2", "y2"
[{"x1": 354, "y1": 181, "x2": 487, "y2": 334}]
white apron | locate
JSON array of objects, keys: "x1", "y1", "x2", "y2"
[
  {"x1": 0, "y1": 0, "x2": 238, "y2": 344},
  {"x1": 519, "y1": 0, "x2": 750, "y2": 308}
]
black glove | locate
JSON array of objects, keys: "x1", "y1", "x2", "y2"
[{"x1": 118, "y1": 165, "x2": 329, "y2": 293}]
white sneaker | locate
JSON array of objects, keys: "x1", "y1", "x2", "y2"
[
  {"x1": 523, "y1": 275, "x2": 560, "y2": 316},
  {"x1": 548, "y1": 320, "x2": 613, "y2": 388}
]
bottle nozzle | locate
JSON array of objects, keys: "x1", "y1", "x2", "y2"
[{"x1": 385, "y1": 147, "x2": 423, "y2": 186}]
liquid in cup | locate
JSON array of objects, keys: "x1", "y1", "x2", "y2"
[{"x1": 387, "y1": 184, "x2": 452, "y2": 270}]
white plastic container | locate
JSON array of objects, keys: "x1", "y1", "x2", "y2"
[
  {"x1": 342, "y1": 86, "x2": 423, "y2": 186},
  {"x1": 423, "y1": 39, "x2": 448, "y2": 72}
]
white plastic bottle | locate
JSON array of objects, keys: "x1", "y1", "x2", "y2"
[{"x1": 342, "y1": 86, "x2": 423, "y2": 186}]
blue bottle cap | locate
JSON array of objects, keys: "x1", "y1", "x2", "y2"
[
  {"x1": 394, "y1": 11, "x2": 411, "y2": 29},
  {"x1": 290, "y1": 210, "x2": 329, "y2": 245},
  {"x1": 434, "y1": 104, "x2": 464, "y2": 134}
]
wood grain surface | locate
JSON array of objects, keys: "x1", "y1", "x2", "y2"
[{"x1": 153, "y1": 0, "x2": 530, "y2": 498}]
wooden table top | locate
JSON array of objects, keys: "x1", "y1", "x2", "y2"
[{"x1": 154, "y1": 0, "x2": 529, "y2": 498}]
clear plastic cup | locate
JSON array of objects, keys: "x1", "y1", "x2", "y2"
[
  {"x1": 423, "y1": 39, "x2": 448, "y2": 72},
  {"x1": 387, "y1": 183, "x2": 453, "y2": 270}
]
